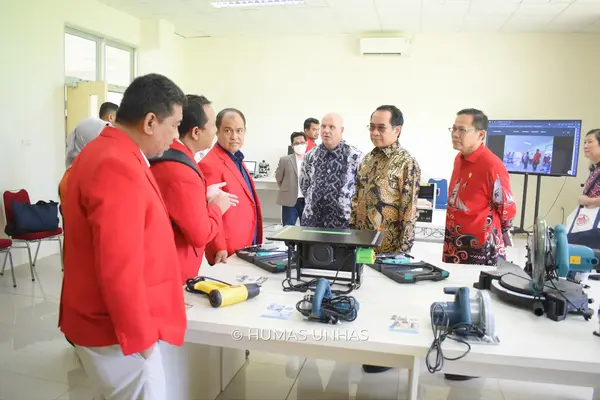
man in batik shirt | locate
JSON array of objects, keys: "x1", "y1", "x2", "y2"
[
  {"x1": 351, "y1": 105, "x2": 421, "y2": 254},
  {"x1": 444, "y1": 108, "x2": 517, "y2": 265},
  {"x1": 300, "y1": 112, "x2": 362, "y2": 228}
]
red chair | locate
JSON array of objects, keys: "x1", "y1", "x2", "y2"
[
  {"x1": 0, "y1": 238, "x2": 15, "y2": 287},
  {"x1": 2, "y1": 189, "x2": 63, "y2": 281}
]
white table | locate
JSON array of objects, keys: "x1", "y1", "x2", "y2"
[{"x1": 167, "y1": 239, "x2": 600, "y2": 400}]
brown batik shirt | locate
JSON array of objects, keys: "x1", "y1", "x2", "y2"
[{"x1": 350, "y1": 142, "x2": 421, "y2": 254}]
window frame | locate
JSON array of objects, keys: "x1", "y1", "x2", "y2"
[{"x1": 64, "y1": 26, "x2": 136, "y2": 95}]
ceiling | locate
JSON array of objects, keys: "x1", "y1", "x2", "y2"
[{"x1": 99, "y1": 0, "x2": 600, "y2": 38}]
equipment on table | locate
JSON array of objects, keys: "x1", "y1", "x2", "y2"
[
  {"x1": 427, "y1": 287, "x2": 498, "y2": 373},
  {"x1": 428, "y1": 178, "x2": 448, "y2": 210},
  {"x1": 235, "y1": 243, "x2": 292, "y2": 273},
  {"x1": 185, "y1": 276, "x2": 260, "y2": 308},
  {"x1": 367, "y1": 253, "x2": 449, "y2": 283},
  {"x1": 475, "y1": 218, "x2": 599, "y2": 321},
  {"x1": 266, "y1": 226, "x2": 383, "y2": 294},
  {"x1": 256, "y1": 160, "x2": 270, "y2": 178},
  {"x1": 243, "y1": 160, "x2": 257, "y2": 177},
  {"x1": 417, "y1": 183, "x2": 436, "y2": 222},
  {"x1": 296, "y1": 278, "x2": 359, "y2": 324}
]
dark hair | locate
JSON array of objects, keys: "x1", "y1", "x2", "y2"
[
  {"x1": 216, "y1": 108, "x2": 246, "y2": 130},
  {"x1": 303, "y1": 118, "x2": 319, "y2": 131},
  {"x1": 115, "y1": 73, "x2": 186, "y2": 125},
  {"x1": 586, "y1": 129, "x2": 600, "y2": 170},
  {"x1": 290, "y1": 132, "x2": 306, "y2": 144},
  {"x1": 372, "y1": 105, "x2": 404, "y2": 126},
  {"x1": 179, "y1": 95, "x2": 211, "y2": 137},
  {"x1": 457, "y1": 108, "x2": 489, "y2": 131},
  {"x1": 99, "y1": 102, "x2": 118, "y2": 119}
]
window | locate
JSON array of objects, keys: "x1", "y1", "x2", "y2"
[
  {"x1": 106, "y1": 91, "x2": 124, "y2": 106},
  {"x1": 105, "y1": 45, "x2": 133, "y2": 87},
  {"x1": 64, "y1": 28, "x2": 135, "y2": 89},
  {"x1": 65, "y1": 33, "x2": 97, "y2": 81}
]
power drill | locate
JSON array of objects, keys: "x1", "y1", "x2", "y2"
[{"x1": 185, "y1": 276, "x2": 260, "y2": 308}]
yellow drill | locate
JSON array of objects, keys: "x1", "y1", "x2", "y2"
[{"x1": 185, "y1": 277, "x2": 260, "y2": 308}]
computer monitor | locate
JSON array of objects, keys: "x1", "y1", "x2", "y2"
[
  {"x1": 486, "y1": 120, "x2": 582, "y2": 177},
  {"x1": 243, "y1": 161, "x2": 257, "y2": 176}
]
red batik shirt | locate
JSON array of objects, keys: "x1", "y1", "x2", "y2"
[{"x1": 443, "y1": 144, "x2": 517, "y2": 265}]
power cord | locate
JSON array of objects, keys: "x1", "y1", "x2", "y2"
[
  {"x1": 523, "y1": 177, "x2": 567, "y2": 231},
  {"x1": 296, "y1": 293, "x2": 359, "y2": 323},
  {"x1": 426, "y1": 304, "x2": 474, "y2": 373},
  {"x1": 282, "y1": 251, "x2": 358, "y2": 294}
]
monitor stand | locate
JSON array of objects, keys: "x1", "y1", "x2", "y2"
[{"x1": 513, "y1": 173, "x2": 543, "y2": 235}]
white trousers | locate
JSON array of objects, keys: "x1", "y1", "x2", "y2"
[{"x1": 75, "y1": 342, "x2": 166, "y2": 400}]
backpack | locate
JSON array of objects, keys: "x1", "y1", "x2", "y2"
[{"x1": 149, "y1": 148, "x2": 205, "y2": 183}]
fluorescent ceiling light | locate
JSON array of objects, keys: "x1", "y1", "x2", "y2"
[{"x1": 211, "y1": 0, "x2": 304, "y2": 8}]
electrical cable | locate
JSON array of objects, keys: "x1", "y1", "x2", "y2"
[
  {"x1": 426, "y1": 304, "x2": 475, "y2": 373},
  {"x1": 295, "y1": 293, "x2": 358, "y2": 324},
  {"x1": 282, "y1": 251, "x2": 358, "y2": 294}
]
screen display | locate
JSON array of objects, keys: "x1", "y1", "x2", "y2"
[
  {"x1": 243, "y1": 161, "x2": 257, "y2": 175},
  {"x1": 486, "y1": 120, "x2": 581, "y2": 177}
]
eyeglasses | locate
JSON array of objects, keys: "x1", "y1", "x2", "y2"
[
  {"x1": 448, "y1": 127, "x2": 475, "y2": 134},
  {"x1": 367, "y1": 124, "x2": 390, "y2": 134}
]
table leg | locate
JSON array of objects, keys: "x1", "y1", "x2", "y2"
[
  {"x1": 593, "y1": 387, "x2": 600, "y2": 400},
  {"x1": 404, "y1": 357, "x2": 420, "y2": 400}
]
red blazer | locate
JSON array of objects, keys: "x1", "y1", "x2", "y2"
[
  {"x1": 199, "y1": 145, "x2": 263, "y2": 264},
  {"x1": 150, "y1": 140, "x2": 223, "y2": 283},
  {"x1": 59, "y1": 126, "x2": 186, "y2": 356}
]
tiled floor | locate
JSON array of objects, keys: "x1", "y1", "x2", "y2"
[{"x1": 0, "y1": 237, "x2": 596, "y2": 399}]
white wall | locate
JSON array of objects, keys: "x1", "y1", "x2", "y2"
[
  {"x1": 0, "y1": 0, "x2": 184, "y2": 266},
  {"x1": 184, "y1": 33, "x2": 600, "y2": 230}
]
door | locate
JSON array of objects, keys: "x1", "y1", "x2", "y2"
[{"x1": 65, "y1": 81, "x2": 107, "y2": 135}]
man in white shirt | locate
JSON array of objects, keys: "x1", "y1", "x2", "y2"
[{"x1": 275, "y1": 132, "x2": 308, "y2": 226}]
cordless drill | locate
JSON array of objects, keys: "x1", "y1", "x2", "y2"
[{"x1": 185, "y1": 276, "x2": 260, "y2": 308}]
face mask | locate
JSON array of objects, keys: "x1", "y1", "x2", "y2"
[{"x1": 293, "y1": 143, "x2": 307, "y2": 155}]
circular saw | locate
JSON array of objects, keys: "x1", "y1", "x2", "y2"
[
  {"x1": 475, "y1": 218, "x2": 598, "y2": 321},
  {"x1": 527, "y1": 218, "x2": 551, "y2": 294}
]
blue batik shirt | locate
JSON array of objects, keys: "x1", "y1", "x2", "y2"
[{"x1": 299, "y1": 140, "x2": 363, "y2": 229}]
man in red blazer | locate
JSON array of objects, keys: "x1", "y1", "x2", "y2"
[
  {"x1": 60, "y1": 73, "x2": 187, "y2": 399},
  {"x1": 304, "y1": 117, "x2": 320, "y2": 151},
  {"x1": 199, "y1": 108, "x2": 264, "y2": 264},
  {"x1": 150, "y1": 94, "x2": 237, "y2": 283}
]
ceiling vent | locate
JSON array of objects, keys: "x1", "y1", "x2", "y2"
[{"x1": 359, "y1": 37, "x2": 410, "y2": 56}]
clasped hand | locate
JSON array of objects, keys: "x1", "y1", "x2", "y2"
[{"x1": 207, "y1": 182, "x2": 239, "y2": 207}]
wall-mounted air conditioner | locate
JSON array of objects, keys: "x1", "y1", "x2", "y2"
[{"x1": 359, "y1": 37, "x2": 410, "y2": 56}]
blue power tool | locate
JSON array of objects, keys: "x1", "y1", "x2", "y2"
[
  {"x1": 529, "y1": 222, "x2": 600, "y2": 293},
  {"x1": 296, "y1": 278, "x2": 359, "y2": 324},
  {"x1": 475, "y1": 218, "x2": 599, "y2": 321},
  {"x1": 430, "y1": 287, "x2": 495, "y2": 339}
]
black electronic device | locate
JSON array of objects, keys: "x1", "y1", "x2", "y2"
[
  {"x1": 486, "y1": 119, "x2": 581, "y2": 177},
  {"x1": 417, "y1": 184, "x2": 435, "y2": 222},
  {"x1": 235, "y1": 243, "x2": 290, "y2": 273},
  {"x1": 254, "y1": 256, "x2": 295, "y2": 274},
  {"x1": 486, "y1": 120, "x2": 582, "y2": 234},
  {"x1": 368, "y1": 253, "x2": 450, "y2": 283},
  {"x1": 266, "y1": 226, "x2": 382, "y2": 293}
]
